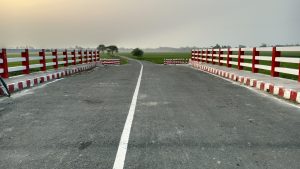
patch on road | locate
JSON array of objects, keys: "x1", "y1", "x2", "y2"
[
  {"x1": 78, "y1": 140, "x2": 93, "y2": 150},
  {"x1": 83, "y1": 99, "x2": 103, "y2": 105},
  {"x1": 140, "y1": 101, "x2": 170, "y2": 106}
]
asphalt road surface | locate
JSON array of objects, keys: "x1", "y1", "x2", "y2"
[{"x1": 0, "y1": 59, "x2": 300, "y2": 169}]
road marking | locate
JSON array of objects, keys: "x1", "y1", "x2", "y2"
[{"x1": 113, "y1": 60, "x2": 143, "y2": 169}]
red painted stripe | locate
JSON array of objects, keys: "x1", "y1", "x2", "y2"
[
  {"x1": 246, "y1": 78, "x2": 250, "y2": 86},
  {"x1": 253, "y1": 80, "x2": 257, "y2": 88},
  {"x1": 18, "y1": 82, "x2": 23, "y2": 90},
  {"x1": 34, "y1": 78, "x2": 38, "y2": 85},
  {"x1": 240, "y1": 77, "x2": 244, "y2": 83},
  {"x1": 260, "y1": 82, "x2": 265, "y2": 90},
  {"x1": 8, "y1": 84, "x2": 14, "y2": 93},
  {"x1": 0, "y1": 88, "x2": 3, "y2": 95},
  {"x1": 269, "y1": 84, "x2": 274, "y2": 94},
  {"x1": 278, "y1": 88, "x2": 285, "y2": 97},
  {"x1": 40, "y1": 77, "x2": 45, "y2": 83},
  {"x1": 26, "y1": 80, "x2": 31, "y2": 88},
  {"x1": 290, "y1": 91, "x2": 297, "y2": 101}
]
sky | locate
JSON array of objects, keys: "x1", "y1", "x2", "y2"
[{"x1": 0, "y1": 0, "x2": 299, "y2": 49}]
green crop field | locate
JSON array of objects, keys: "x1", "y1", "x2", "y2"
[{"x1": 120, "y1": 52, "x2": 190, "y2": 64}]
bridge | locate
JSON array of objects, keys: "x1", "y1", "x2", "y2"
[{"x1": 0, "y1": 48, "x2": 300, "y2": 169}]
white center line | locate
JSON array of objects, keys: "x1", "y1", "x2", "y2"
[{"x1": 113, "y1": 60, "x2": 143, "y2": 169}]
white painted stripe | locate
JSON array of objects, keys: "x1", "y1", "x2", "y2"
[
  {"x1": 264, "y1": 83, "x2": 270, "y2": 92},
  {"x1": 296, "y1": 92, "x2": 300, "y2": 103},
  {"x1": 250, "y1": 79, "x2": 254, "y2": 86},
  {"x1": 21, "y1": 81, "x2": 27, "y2": 88},
  {"x1": 256, "y1": 81, "x2": 262, "y2": 89},
  {"x1": 274, "y1": 86, "x2": 280, "y2": 95},
  {"x1": 30, "y1": 79, "x2": 34, "y2": 87},
  {"x1": 13, "y1": 83, "x2": 18, "y2": 91},
  {"x1": 113, "y1": 60, "x2": 143, "y2": 169},
  {"x1": 284, "y1": 90, "x2": 291, "y2": 99}
]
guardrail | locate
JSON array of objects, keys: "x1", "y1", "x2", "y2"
[
  {"x1": 0, "y1": 48, "x2": 100, "y2": 78},
  {"x1": 100, "y1": 59, "x2": 121, "y2": 65},
  {"x1": 164, "y1": 59, "x2": 189, "y2": 65},
  {"x1": 190, "y1": 47, "x2": 300, "y2": 82}
]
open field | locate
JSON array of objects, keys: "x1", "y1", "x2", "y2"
[{"x1": 120, "y1": 52, "x2": 190, "y2": 64}]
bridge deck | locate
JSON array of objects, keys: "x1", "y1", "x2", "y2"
[{"x1": 0, "y1": 59, "x2": 300, "y2": 169}]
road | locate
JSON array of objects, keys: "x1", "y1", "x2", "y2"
[{"x1": 0, "y1": 59, "x2": 300, "y2": 169}]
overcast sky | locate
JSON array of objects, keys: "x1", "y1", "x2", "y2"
[{"x1": 0, "y1": 0, "x2": 299, "y2": 48}]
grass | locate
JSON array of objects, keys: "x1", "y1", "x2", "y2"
[{"x1": 120, "y1": 52, "x2": 190, "y2": 64}]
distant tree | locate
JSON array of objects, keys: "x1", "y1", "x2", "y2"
[
  {"x1": 260, "y1": 43, "x2": 267, "y2": 47},
  {"x1": 213, "y1": 44, "x2": 221, "y2": 49},
  {"x1": 238, "y1": 44, "x2": 246, "y2": 48},
  {"x1": 97, "y1": 44, "x2": 106, "y2": 53},
  {"x1": 106, "y1": 45, "x2": 118, "y2": 55},
  {"x1": 75, "y1": 45, "x2": 83, "y2": 50},
  {"x1": 131, "y1": 48, "x2": 144, "y2": 57},
  {"x1": 221, "y1": 45, "x2": 231, "y2": 49},
  {"x1": 106, "y1": 48, "x2": 112, "y2": 54}
]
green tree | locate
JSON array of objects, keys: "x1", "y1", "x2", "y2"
[
  {"x1": 131, "y1": 48, "x2": 144, "y2": 57},
  {"x1": 106, "y1": 45, "x2": 118, "y2": 55},
  {"x1": 213, "y1": 44, "x2": 221, "y2": 49},
  {"x1": 260, "y1": 43, "x2": 267, "y2": 47},
  {"x1": 238, "y1": 44, "x2": 246, "y2": 48},
  {"x1": 97, "y1": 44, "x2": 106, "y2": 53}
]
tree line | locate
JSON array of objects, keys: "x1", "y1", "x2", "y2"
[
  {"x1": 97, "y1": 44, "x2": 119, "y2": 55},
  {"x1": 97, "y1": 44, "x2": 144, "y2": 57}
]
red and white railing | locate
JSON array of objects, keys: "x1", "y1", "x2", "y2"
[
  {"x1": 100, "y1": 59, "x2": 120, "y2": 65},
  {"x1": 0, "y1": 49, "x2": 100, "y2": 78},
  {"x1": 164, "y1": 59, "x2": 189, "y2": 65},
  {"x1": 190, "y1": 47, "x2": 300, "y2": 82}
]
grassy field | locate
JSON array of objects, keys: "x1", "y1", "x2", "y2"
[{"x1": 120, "y1": 52, "x2": 190, "y2": 64}]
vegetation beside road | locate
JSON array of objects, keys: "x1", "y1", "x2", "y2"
[{"x1": 120, "y1": 52, "x2": 190, "y2": 64}]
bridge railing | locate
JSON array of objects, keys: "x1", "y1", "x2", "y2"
[
  {"x1": 0, "y1": 49, "x2": 100, "y2": 78},
  {"x1": 191, "y1": 47, "x2": 300, "y2": 82},
  {"x1": 100, "y1": 59, "x2": 121, "y2": 65},
  {"x1": 164, "y1": 58, "x2": 189, "y2": 65}
]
